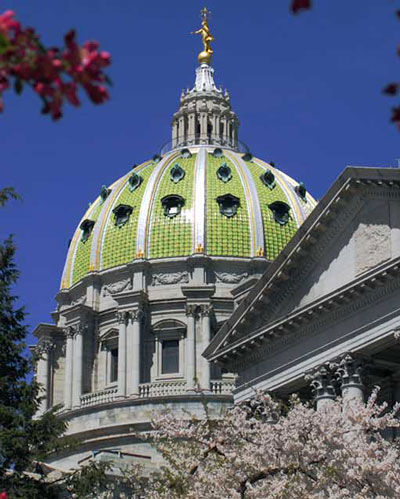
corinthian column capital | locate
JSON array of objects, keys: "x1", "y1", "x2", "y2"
[{"x1": 305, "y1": 363, "x2": 336, "y2": 406}]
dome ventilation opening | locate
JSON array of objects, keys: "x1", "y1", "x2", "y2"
[
  {"x1": 113, "y1": 204, "x2": 133, "y2": 227},
  {"x1": 100, "y1": 185, "x2": 111, "y2": 203},
  {"x1": 242, "y1": 152, "x2": 253, "y2": 162},
  {"x1": 295, "y1": 182, "x2": 308, "y2": 202},
  {"x1": 213, "y1": 148, "x2": 223, "y2": 158},
  {"x1": 216, "y1": 194, "x2": 240, "y2": 218},
  {"x1": 80, "y1": 219, "x2": 95, "y2": 243},
  {"x1": 170, "y1": 164, "x2": 185, "y2": 183},
  {"x1": 217, "y1": 163, "x2": 232, "y2": 183},
  {"x1": 161, "y1": 195, "x2": 185, "y2": 218},
  {"x1": 128, "y1": 173, "x2": 143, "y2": 192},
  {"x1": 260, "y1": 169, "x2": 276, "y2": 190},
  {"x1": 269, "y1": 201, "x2": 291, "y2": 226},
  {"x1": 180, "y1": 148, "x2": 192, "y2": 158}
]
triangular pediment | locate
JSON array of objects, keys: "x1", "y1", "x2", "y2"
[{"x1": 205, "y1": 167, "x2": 400, "y2": 361}]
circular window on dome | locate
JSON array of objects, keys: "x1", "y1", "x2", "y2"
[
  {"x1": 113, "y1": 204, "x2": 133, "y2": 227},
  {"x1": 100, "y1": 185, "x2": 111, "y2": 203},
  {"x1": 217, "y1": 163, "x2": 232, "y2": 183},
  {"x1": 216, "y1": 194, "x2": 240, "y2": 218},
  {"x1": 213, "y1": 148, "x2": 223, "y2": 158},
  {"x1": 152, "y1": 154, "x2": 162, "y2": 164},
  {"x1": 180, "y1": 148, "x2": 192, "y2": 159},
  {"x1": 295, "y1": 182, "x2": 308, "y2": 202},
  {"x1": 268, "y1": 201, "x2": 291, "y2": 226},
  {"x1": 161, "y1": 195, "x2": 185, "y2": 218},
  {"x1": 128, "y1": 173, "x2": 143, "y2": 192},
  {"x1": 260, "y1": 169, "x2": 276, "y2": 190},
  {"x1": 170, "y1": 164, "x2": 185, "y2": 183},
  {"x1": 80, "y1": 219, "x2": 95, "y2": 243},
  {"x1": 242, "y1": 152, "x2": 253, "y2": 162}
]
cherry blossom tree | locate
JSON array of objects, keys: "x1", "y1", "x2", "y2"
[
  {"x1": 128, "y1": 391, "x2": 400, "y2": 498},
  {"x1": 0, "y1": 10, "x2": 111, "y2": 120}
]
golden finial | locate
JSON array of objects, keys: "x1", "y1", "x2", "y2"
[
  {"x1": 191, "y1": 7, "x2": 214, "y2": 65},
  {"x1": 136, "y1": 249, "x2": 144, "y2": 259},
  {"x1": 195, "y1": 242, "x2": 204, "y2": 253},
  {"x1": 88, "y1": 263, "x2": 95, "y2": 272},
  {"x1": 256, "y1": 247, "x2": 264, "y2": 257}
]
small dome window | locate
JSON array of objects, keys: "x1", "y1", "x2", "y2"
[
  {"x1": 217, "y1": 163, "x2": 232, "y2": 183},
  {"x1": 216, "y1": 194, "x2": 240, "y2": 218},
  {"x1": 213, "y1": 148, "x2": 223, "y2": 158},
  {"x1": 260, "y1": 169, "x2": 276, "y2": 190},
  {"x1": 295, "y1": 182, "x2": 307, "y2": 202},
  {"x1": 170, "y1": 164, "x2": 185, "y2": 183},
  {"x1": 128, "y1": 173, "x2": 143, "y2": 192},
  {"x1": 113, "y1": 204, "x2": 133, "y2": 227},
  {"x1": 161, "y1": 195, "x2": 185, "y2": 218},
  {"x1": 100, "y1": 185, "x2": 111, "y2": 203},
  {"x1": 152, "y1": 154, "x2": 162, "y2": 164},
  {"x1": 269, "y1": 201, "x2": 291, "y2": 226},
  {"x1": 180, "y1": 148, "x2": 192, "y2": 158},
  {"x1": 80, "y1": 219, "x2": 95, "y2": 243},
  {"x1": 242, "y1": 152, "x2": 253, "y2": 162}
]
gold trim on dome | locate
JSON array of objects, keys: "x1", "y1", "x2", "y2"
[
  {"x1": 195, "y1": 242, "x2": 204, "y2": 253},
  {"x1": 136, "y1": 249, "x2": 144, "y2": 259}
]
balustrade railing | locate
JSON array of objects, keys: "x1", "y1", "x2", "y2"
[
  {"x1": 138, "y1": 380, "x2": 187, "y2": 398},
  {"x1": 80, "y1": 386, "x2": 118, "y2": 408},
  {"x1": 77, "y1": 378, "x2": 235, "y2": 409}
]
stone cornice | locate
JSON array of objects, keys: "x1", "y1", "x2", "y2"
[
  {"x1": 205, "y1": 168, "x2": 400, "y2": 362},
  {"x1": 224, "y1": 259, "x2": 400, "y2": 372}
]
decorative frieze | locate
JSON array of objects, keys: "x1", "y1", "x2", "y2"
[
  {"x1": 103, "y1": 279, "x2": 132, "y2": 296},
  {"x1": 215, "y1": 271, "x2": 248, "y2": 284},
  {"x1": 152, "y1": 271, "x2": 189, "y2": 286}
]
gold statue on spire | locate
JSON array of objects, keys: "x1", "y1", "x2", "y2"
[{"x1": 191, "y1": 7, "x2": 214, "y2": 65}]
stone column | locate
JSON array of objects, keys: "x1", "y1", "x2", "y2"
[
  {"x1": 221, "y1": 116, "x2": 228, "y2": 145},
  {"x1": 178, "y1": 116, "x2": 185, "y2": 146},
  {"x1": 336, "y1": 354, "x2": 365, "y2": 408},
  {"x1": 305, "y1": 364, "x2": 336, "y2": 410},
  {"x1": 172, "y1": 120, "x2": 178, "y2": 148},
  {"x1": 187, "y1": 113, "x2": 195, "y2": 144},
  {"x1": 185, "y1": 305, "x2": 197, "y2": 391},
  {"x1": 72, "y1": 324, "x2": 85, "y2": 408},
  {"x1": 200, "y1": 112, "x2": 208, "y2": 143},
  {"x1": 215, "y1": 115, "x2": 221, "y2": 144},
  {"x1": 63, "y1": 327, "x2": 74, "y2": 410},
  {"x1": 127, "y1": 310, "x2": 142, "y2": 397},
  {"x1": 116, "y1": 311, "x2": 127, "y2": 398},
  {"x1": 199, "y1": 305, "x2": 212, "y2": 391},
  {"x1": 36, "y1": 340, "x2": 54, "y2": 414}
]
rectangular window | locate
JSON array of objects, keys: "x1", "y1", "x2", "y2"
[
  {"x1": 110, "y1": 348, "x2": 118, "y2": 383},
  {"x1": 161, "y1": 340, "x2": 179, "y2": 374}
]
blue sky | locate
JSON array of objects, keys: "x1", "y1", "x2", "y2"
[{"x1": 1, "y1": 0, "x2": 399, "y2": 343}]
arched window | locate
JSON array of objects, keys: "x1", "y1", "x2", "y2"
[{"x1": 152, "y1": 320, "x2": 186, "y2": 378}]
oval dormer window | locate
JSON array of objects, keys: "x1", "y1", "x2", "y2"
[
  {"x1": 180, "y1": 148, "x2": 192, "y2": 159},
  {"x1": 152, "y1": 154, "x2": 162, "y2": 164},
  {"x1": 113, "y1": 204, "x2": 133, "y2": 227},
  {"x1": 161, "y1": 195, "x2": 185, "y2": 218},
  {"x1": 242, "y1": 152, "x2": 253, "y2": 162},
  {"x1": 217, "y1": 163, "x2": 232, "y2": 183},
  {"x1": 295, "y1": 182, "x2": 307, "y2": 202},
  {"x1": 100, "y1": 185, "x2": 111, "y2": 203},
  {"x1": 170, "y1": 164, "x2": 185, "y2": 183},
  {"x1": 80, "y1": 219, "x2": 95, "y2": 243},
  {"x1": 213, "y1": 148, "x2": 223, "y2": 158},
  {"x1": 216, "y1": 194, "x2": 240, "y2": 218},
  {"x1": 128, "y1": 173, "x2": 143, "y2": 192},
  {"x1": 260, "y1": 169, "x2": 276, "y2": 190},
  {"x1": 269, "y1": 201, "x2": 291, "y2": 226}
]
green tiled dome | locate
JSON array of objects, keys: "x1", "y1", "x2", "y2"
[{"x1": 61, "y1": 146, "x2": 316, "y2": 289}]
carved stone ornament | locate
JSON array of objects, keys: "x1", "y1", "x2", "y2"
[
  {"x1": 200, "y1": 304, "x2": 213, "y2": 317},
  {"x1": 215, "y1": 271, "x2": 249, "y2": 284},
  {"x1": 70, "y1": 295, "x2": 86, "y2": 307},
  {"x1": 36, "y1": 340, "x2": 55, "y2": 355},
  {"x1": 305, "y1": 363, "x2": 337, "y2": 402},
  {"x1": 63, "y1": 323, "x2": 87, "y2": 338},
  {"x1": 334, "y1": 353, "x2": 365, "y2": 389},
  {"x1": 115, "y1": 311, "x2": 127, "y2": 324},
  {"x1": 185, "y1": 304, "x2": 197, "y2": 317},
  {"x1": 152, "y1": 271, "x2": 189, "y2": 286},
  {"x1": 127, "y1": 309, "x2": 143, "y2": 322},
  {"x1": 103, "y1": 279, "x2": 132, "y2": 296}
]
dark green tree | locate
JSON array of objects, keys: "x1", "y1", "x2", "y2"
[{"x1": 0, "y1": 187, "x2": 110, "y2": 498}]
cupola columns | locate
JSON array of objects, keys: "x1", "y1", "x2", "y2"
[{"x1": 172, "y1": 9, "x2": 239, "y2": 150}]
